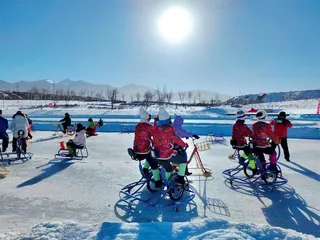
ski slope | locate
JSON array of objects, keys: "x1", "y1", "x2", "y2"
[{"x1": 0, "y1": 131, "x2": 319, "y2": 239}]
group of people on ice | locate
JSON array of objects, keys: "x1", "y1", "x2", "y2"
[
  {"x1": 133, "y1": 107, "x2": 199, "y2": 187},
  {"x1": 58, "y1": 113, "x2": 103, "y2": 157},
  {"x1": 0, "y1": 110, "x2": 33, "y2": 154},
  {"x1": 231, "y1": 109, "x2": 292, "y2": 173}
]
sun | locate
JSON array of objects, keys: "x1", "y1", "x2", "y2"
[{"x1": 158, "y1": 6, "x2": 192, "y2": 43}]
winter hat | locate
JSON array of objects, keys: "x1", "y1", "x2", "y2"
[
  {"x1": 236, "y1": 110, "x2": 246, "y2": 120},
  {"x1": 278, "y1": 111, "x2": 286, "y2": 119},
  {"x1": 256, "y1": 110, "x2": 267, "y2": 120},
  {"x1": 139, "y1": 108, "x2": 150, "y2": 121},
  {"x1": 158, "y1": 107, "x2": 170, "y2": 120}
]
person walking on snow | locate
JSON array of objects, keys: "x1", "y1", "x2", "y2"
[
  {"x1": 133, "y1": 108, "x2": 160, "y2": 187},
  {"x1": 153, "y1": 107, "x2": 188, "y2": 186},
  {"x1": 252, "y1": 110, "x2": 281, "y2": 172},
  {"x1": 270, "y1": 111, "x2": 292, "y2": 162},
  {"x1": 0, "y1": 110, "x2": 9, "y2": 152},
  {"x1": 172, "y1": 115, "x2": 200, "y2": 175}
]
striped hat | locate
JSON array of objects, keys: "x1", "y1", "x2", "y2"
[{"x1": 236, "y1": 110, "x2": 246, "y2": 120}]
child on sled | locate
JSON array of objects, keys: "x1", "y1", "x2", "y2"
[
  {"x1": 86, "y1": 118, "x2": 103, "y2": 137},
  {"x1": 66, "y1": 123, "x2": 86, "y2": 157}
]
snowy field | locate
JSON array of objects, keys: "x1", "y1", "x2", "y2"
[
  {"x1": 0, "y1": 132, "x2": 319, "y2": 239},
  {"x1": 0, "y1": 99, "x2": 319, "y2": 239},
  {"x1": 1, "y1": 100, "x2": 319, "y2": 140}
]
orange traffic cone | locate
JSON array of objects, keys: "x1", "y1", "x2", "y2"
[{"x1": 60, "y1": 141, "x2": 67, "y2": 150}]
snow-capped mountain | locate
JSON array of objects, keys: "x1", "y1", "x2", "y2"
[
  {"x1": 0, "y1": 79, "x2": 232, "y2": 102},
  {"x1": 226, "y1": 89, "x2": 320, "y2": 105}
]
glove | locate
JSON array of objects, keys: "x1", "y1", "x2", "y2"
[
  {"x1": 184, "y1": 143, "x2": 189, "y2": 150},
  {"x1": 193, "y1": 134, "x2": 200, "y2": 139},
  {"x1": 154, "y1": 116, "x2": 159, "y2": 121}
]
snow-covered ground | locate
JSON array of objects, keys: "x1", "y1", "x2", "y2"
[
  {"x1": 0, "y1": 132, "x2": 319, "y2": 239},
  {"x1": 0, "y1": 100, "x2": 319, "y2": 239}
]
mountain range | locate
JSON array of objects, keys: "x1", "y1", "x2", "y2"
[{"x1": 0, "y1": 79, "x2": 233, "y2": 102}]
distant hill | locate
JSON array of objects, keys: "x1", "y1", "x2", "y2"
[
  {"x1": 225, "y1": 89, "x2": 320, "y2": 105},
  {"x1": 0, "y1": 79, "x2": 232, "y2": 102}
]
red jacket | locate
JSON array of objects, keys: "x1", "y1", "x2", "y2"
[
  {"x1": 231, "y1": 121, "x2": 253, "y2": 146},
  {"x1": 153, "y1": 125, "x2": 187, "y2": 160},
  {"x1": 252, "y1": 121, "x2": 280, "y2": 147},
  {"x1": 270, "y1": 119, "x2": 292, "y2": 138},
  {"x1": 133, "y1": 122, "x2": 154, "y2": 154}
]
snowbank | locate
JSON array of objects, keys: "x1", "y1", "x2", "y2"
[{"x1": 0, "y1": 218, "x2": 315, "y2": 240}]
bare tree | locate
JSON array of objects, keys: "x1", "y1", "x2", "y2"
[
  {"x1": 121, "y1": 94, "x2": 125, "y2": 102},
  {"x1": 130, "y1": 95, "x2": 134, "y2": 102},
  {"x1": 143, "y1": 91, "x2": 153, "y2": 106},
  {"x1": 215, "y1": 93, "x2": 220, "y2": 104},
  {"x1": 178, "y1": 91, "x2": 186, "y2": 104},
  {"x1": 197, "y1": 91, "x2": 201, "y2": 103},
  {"x1": 135, "y1": 92, "x2": 141, "y2": 102},
  {"x1": 106, "y1": 88, "x2": 118, "y2": 109},
  {"x1": 155, "y1": 86, "x2": 167, "y2": 105},
  {"x1": 187, "y1": 91, "x2": 193, "y2": 103},
  {"x1": 165, "y1": 91, "x2": 173, "y2": 104}
]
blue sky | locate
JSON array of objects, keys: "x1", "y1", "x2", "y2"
[{"x1": 0, "y1": 0, "x2": 319, "y2": 95}]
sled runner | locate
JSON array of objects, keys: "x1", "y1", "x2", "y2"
[{"x1": 54, "y1": 141, "x2": 88, "y2": 160}]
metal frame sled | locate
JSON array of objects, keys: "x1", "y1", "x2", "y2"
[
  {"x1": 0, "y1": 151, "x2": 33, "y2": 164},
  {"x1": 118, "y1": 148, "x2": 195, "y2": 212},
  {"x1": 222, "y1": 145, "x2": 288, "y2": 187},
  {"x1": 206, "y1": 133, "x2": 227, "y2": 145},
  {"x1": 187, "y1": 138, "x2": 212, "y2": 177},
  {"x1": 54, "y1": 144, "x2": 88, "y2": 160}
]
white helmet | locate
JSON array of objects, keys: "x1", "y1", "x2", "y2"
[{"x1": 256, "y1": 110, "x2": 267, "y2": 120}]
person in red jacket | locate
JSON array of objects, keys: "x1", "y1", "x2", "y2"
[
  {"x1": 270, "y1": 111, "x2": 292, "y2": 162},
  {"x1": 230, "y1": 110, "x2": 256, "y2": 170},
  {"x1": 252, "y1": 110, "x2": 281, "y2": 172},
  {"x1": 133, "y1": 108, "x2": 160, "y2": 185},
  {"x1": 153, "y1": 107, "x2": 188, "y2": 186}
]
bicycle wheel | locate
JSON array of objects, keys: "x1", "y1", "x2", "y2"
[
  {"x1": 262, "y1": 170, "x2": 278, "y2": 184},
  {"x1": 243, "y1": 162, "x2": 256, "y2": 178},
  {"x1": 147, "y1": 179, "x2": 158, "y2": 192},
  {"x1": 169, "y1": 184, "x2": 184, "y2": 201}
]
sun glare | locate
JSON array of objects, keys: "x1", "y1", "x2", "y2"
[{"x1": 158, "y1": 6, "x2": 192, "y2": 43}]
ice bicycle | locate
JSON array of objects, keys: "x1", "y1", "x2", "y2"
[
  {"x1": 0, "y1": 130, "x2": 33, "y2": 165},
  {"x1": 118, "y1": 148, "x2": 196, "y2": 212},
  {"x1": 222, "y1": 141, "x2": 288, "y2": 187}
]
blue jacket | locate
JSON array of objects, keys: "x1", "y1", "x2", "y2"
[
  {"x1": 0, "y1": 115, "x2": 8, "y2": 138},
  {"x1": 172, "y1": 116, "x2": 193, "y2": 138}
]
